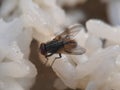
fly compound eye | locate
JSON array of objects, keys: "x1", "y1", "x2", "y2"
[{"x1": 40, "y1": 43, "x2": 46, "y2": 55}]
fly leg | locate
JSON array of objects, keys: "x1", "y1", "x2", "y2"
[
  {"x1": 51, "y1": 53, "x2": 62, "y2": 66},
  {"x1": 45, "y1": 53, "x2": 53, "y2": 65}
]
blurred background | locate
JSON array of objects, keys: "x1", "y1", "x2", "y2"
[{"x1": 29, "y1": 0, "x2": 109, "y2": 90}]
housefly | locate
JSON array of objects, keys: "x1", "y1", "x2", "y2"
[{"x1": 39, "y1": 24, "x2": 86, "y2": 66}]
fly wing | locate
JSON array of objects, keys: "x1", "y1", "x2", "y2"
[
  {"x1": 64, "y1": 45, "x2": 86, "y2": 55},
  {"x1": 67, "y1": 24, "x2": 84, "y2": 37},
  {"x1": 54, "y1": 24, "x2": 84, "y2": 40}
]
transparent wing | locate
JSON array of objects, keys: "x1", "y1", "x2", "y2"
[
  {"x1": 61, "y1": 24, "x2": 84, "y2": 38},
  {"x1": 55, "y1": 24, "x2": 84, "y2": 40},
  {"x1": 64, "y1": 45, "x2": 86, "y2": 55}
]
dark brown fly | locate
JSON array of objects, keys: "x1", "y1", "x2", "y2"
[{"x1": 39, "y1": 24, "x2": 86, "y2": 66}]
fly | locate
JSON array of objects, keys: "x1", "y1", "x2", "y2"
[{"x1": 39, "y1": 24, "x2": 86, "y2": 66}]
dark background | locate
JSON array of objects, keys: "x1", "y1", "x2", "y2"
[{"x1": 30, "y1": 0, "x2": 108, "y2": 90}]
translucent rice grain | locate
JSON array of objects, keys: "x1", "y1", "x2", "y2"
[
  {"x1": 20, "y1": 0, "x2": 57, "y2": 42},
  {"x1": 52, "y1": 55, "x2": 77, "y2": 89},
  {"x1": 0, "y1": 78, "x2": 24, "y2": 90},
  {"x1": 85, "y1": 35, "x2": 102, "y2": 54},
  {"x1": 76, "y1": 45, "x2": 120, "y2": 79},
  {"x1": 0, "y1": 59, "x2": 37, "y2": 78},
  {"x1": 86, "y1": 19, "x2": 120, "y2": 44},
  {"x1": 0, "y1": 0, "x2": 18, "y2": 18}
]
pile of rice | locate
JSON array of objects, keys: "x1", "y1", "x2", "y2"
[{"x1": 0, "y1": 0, "x2": 120, "y2": 90}]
